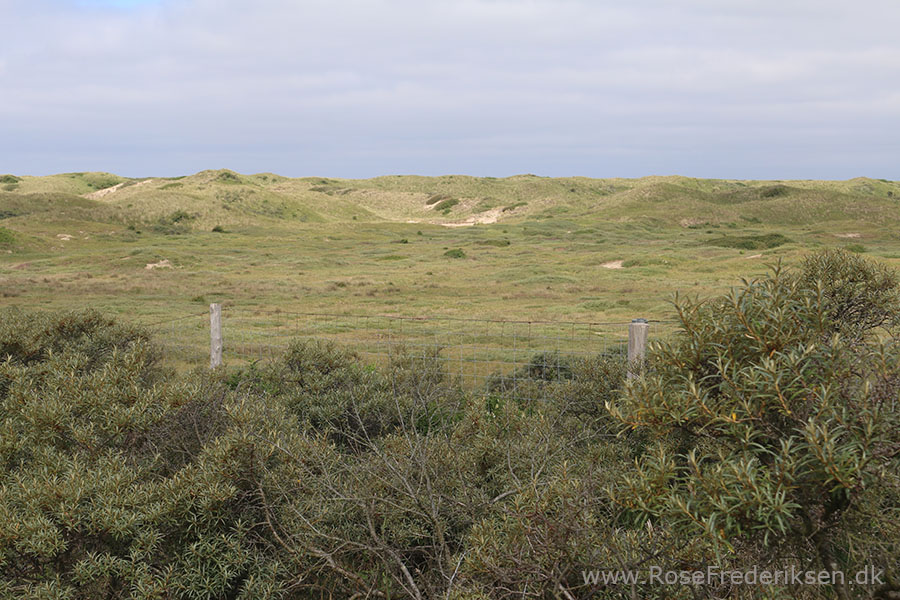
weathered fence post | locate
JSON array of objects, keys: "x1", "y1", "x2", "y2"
[
  {"x1": 627, "y1": 318, "x2": 648, "y2": 379},
  {"x1": 210, "y1": 303, "x2": 223, "y2": 369}
]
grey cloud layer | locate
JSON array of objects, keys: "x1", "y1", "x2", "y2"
[{"x1": 2, "y1": 0, "x2": 899, "y2": 178}]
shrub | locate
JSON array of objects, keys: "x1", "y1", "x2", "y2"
[
  {"x1": 0, "y1": 175, "x2": 20, "y2": 185},
  {"x1": 795, "y1": 247, "x2": 900, "y2": 341},
  {"x1": 215, "y1": 170, "x2": 242, "y2": 184},
  {"x1": 433, "y1": 198, "x2": 459, "y2": 211},
  {"x1": 151, "y1": 210, "x2": 197, "y2": 234},
  {"x1": 501, "y1": 201, "x2": 527, "y2": 212},
  {"x1": 81, "y1": 173, "x2": 123, "y2": 190},
  {"x1": 211, "y1": 224, "x2": 227, "y2": 233},
  {"x1": 706, "y1": 232, "x2": 791, "y2": 250},
  {"x1": 426, "y1": 193, "x2": 451, "y2": 206},
  {"x1": 0, "y1": 227, "x2": 14, "y2": 247},
  {"x1": 759, "y1": 184, "x2": 791, "y2": 198},
  {"x1": 444, "y1": 248, "x2": 466, "y2": 258},
  {"x1": 607, "y1": 253, "x2": 900, "y2": 599},
  {"x1": 0, "y1": 308, "x2": 160, "y2": 375}
]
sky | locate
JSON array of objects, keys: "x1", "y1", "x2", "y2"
[{"x1": 1, "y1": 0, "x2": 899, "y2": 179}]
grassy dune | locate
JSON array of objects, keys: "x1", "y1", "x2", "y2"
[{"x1": 1, "y1": 170, "x2": 898, "y2": 326}]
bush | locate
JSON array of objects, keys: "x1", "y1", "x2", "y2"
[
  {"x1": 0, "y1": 308, "x2": 159, "y2": 375},
  {"x1": 759, "y1": 184, "x2": 791, "y2": 198},
  {"x1": 151, "y1": 210, "x2": 197, "y2": 234},
  {"x1": 501, "y1": 201, "x2": 527, "y2": 212},
  {"x1": 0, "y1": 311, "x2": 297, "y2": 597},
  {"x1": 80, "y1": 173, "x2": 122, "y2": 191},
  {"x1": 706, "y1": 232, "x2": 791, "y2": 250},
  {"x1": 434, "y1": 198, "x2": 460, "y2": 212},
  {"x1": 608, "y1": 252, "x2": 900, "y2": 599},
  {"x1": 444, "y1": 248, "x2": 466, "y2": 258},
  {"x1": 215, "y1": 170, "x2": 242, "y2": 184},
  {"x1": 11, "y1": 258, "x2": 897, "y2": 599},
  {"x1": 796, "y1": 247, "x2": 900, "y2": 341},
  {"x1": 0, "y1": 227, "x2": 14, "y2": 247},
  {"x1": 426, "y1": 193, "x2": 452, "y2": 206}
]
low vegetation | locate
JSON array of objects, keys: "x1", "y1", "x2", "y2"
[
  {"x1": 706, "y1": 232, "x2": 792, "y2": 250},
  {"x1": 1, "y1": 250, "x2": 898, "y2": 598},
  {"x1": 1, "y1": 172, "x2": 900, "y2": 324}
]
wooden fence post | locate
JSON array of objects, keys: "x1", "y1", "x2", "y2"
[
  {"x1": 210, "y1": 303, "x2": 223, "y2": 369},
  {"x1": 627, "y1": 318, "x2": 648, "y2": 379}
]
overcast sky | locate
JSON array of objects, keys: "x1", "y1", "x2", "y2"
[{"x1": 2, "y1": 0, "x2": 899, "y2": 179}]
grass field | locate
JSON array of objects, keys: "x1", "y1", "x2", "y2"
[{"x1": 1, "y1": 170, "x2": 898, "y2": 333}]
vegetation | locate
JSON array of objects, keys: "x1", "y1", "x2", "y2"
[
  {"x1": 1, "y1": 171, "x2": 900, "y2": 326},
  {"x1": 706, "y1": 232, "x2": 792, "y2": 250},
  {"x1": 1, "y1": 250, "x2": 898, "y2": 598},
  {"x1": 433, "y1": 198, "x2": 460, "y2": 212}
]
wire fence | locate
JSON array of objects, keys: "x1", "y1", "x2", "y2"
[{"x1": 139, "y1": 306, "x2": 678, "y2": 398}]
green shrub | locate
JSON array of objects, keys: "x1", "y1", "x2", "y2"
[
  {"x1": 608, "y1": 253, "x2": 900, "y2": 598},
  {"x1": 0, "y1": 227, "x2": 14, "y2": 247},
  {"x1": 214, "y1": 170, "x2": 242, "y2": 184},
  {"x1": 501, "y1": 201, "x2": 527, "y2": 212},
  {"x1": 211, "y1": 224, "x2": 227, "y2": 233},
  {"x1": 425, "y1": 193, "x2": 451, "y2": 206},
  {"x1": 152, "y1": 210, "x2": 197, "y2": 234},
  {"x1": 759, "y1": 184, "x2": 791, "y2": 198},
  {"x1": 0, "y1": 310, "x2": 323, "y2": 598},
  {"x1": 0, "y1": 175, "x2": 20, "y2": 184},
  {"x1": 706, "y1": 232, "x2": 791, "y2": 250},
  {"x1": 444, "y1": 248, "x2": 466, "y2": 258},
  {"x1": 476, "y1": 239, "x2": 511, "y2": 247},
  {"x1": 795, "y1": 247, "x2": 900, "y2": 340},
  {"x1": 0, "y1": 308, "x2": 160, "y2": 374},
  {"x1": 433, "y1": 198, "x2": 459, "y2": 211},
  {"x1": 81, "y1": 173, "x2": 122, "y2": 191}
]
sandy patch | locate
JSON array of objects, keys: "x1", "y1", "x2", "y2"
[
  {"x1": 746, "y1": 254, "x2": 763, "y2": 259},
  {"x1": 440, "y1": 208, "x2": 503, "y2": 228},
  {"x1": 83, "y1": 179, "x2": 152, "y2": 200},
  {"x1": 56, "y1": 233, "x2": 73, "y2": 241},
  {"x1": 601, "y1": 260, "x2": 624, "y2": 269},
  {"x1": 835, "y1": 233, "x2": 861, "y2": 238},
  {"x1": 145, "y1": 259, "x2": 173, "y2": 270},
  {"x1": 84, "y1": 183, "x2": 125, "y2": 200},
  {"x1": 679, "y1": 217, "x2": 706, "y2": 228}
]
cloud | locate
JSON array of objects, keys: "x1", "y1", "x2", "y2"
[{"x1": 1, "y1": 0, "x2": 899, "y2": 178}]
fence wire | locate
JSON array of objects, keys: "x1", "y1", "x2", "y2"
[{"x1": 139, "y1": 307, "x2": 677, "y2": 400}]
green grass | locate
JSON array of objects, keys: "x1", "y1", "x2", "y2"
[{"x1": 0, "y1": 171, "x2": 898, "y2": 331}]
